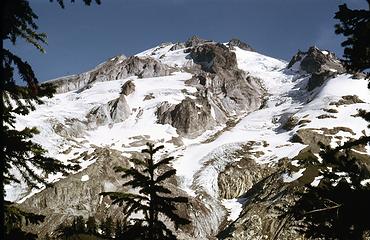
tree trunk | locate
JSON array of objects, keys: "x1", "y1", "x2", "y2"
[
  {"x1": 0, "y1": 24, "x2": 6, "y2": 240},
  {"x1": 148, "y1": 150, "x2": 155, "y2": 240}
]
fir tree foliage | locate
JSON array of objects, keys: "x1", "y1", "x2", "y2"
[
  {"x1": 284, "y1": 141, "x2": 370, "y2": 239},
  {"x1": 50, "y1": 0, "x2": 101, "y2": 9},
  {"x1": 101, "y1": 143, "x2": 191, "y2": 240},
  {"x1": 55, "y1": 215, "x2": 107, "y2": 240},
  {"x1": 4, "y1": 203, "x2": 43, "y2": 240},
  {"x1": 282, "y1": 3, "x2": 370, "y2": 239},
  {"x1": 114, "y1": 219, "x2": 125, "y2": 239},
  {"x1": 73, "y1": 215, "x2": 86, "y2": 234},
  {"x1": 100, "y1": 216, "x2": 114, "y2": 238},
  {"x1": 1, "y1": 0, "x2": 101, "y2": 238},
  {"x1": 334, "y1": 0, "x2": 370, "y2": 78},
  {"x1": 86, "y1": 216, "x2": 98, "y2": 235}
]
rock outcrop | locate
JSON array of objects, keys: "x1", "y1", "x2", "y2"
[
  {"x1": 87, "y1": 94, "x2": 131, "y2": 128},
  {"x1": 156, "y1": 42, "x2": 265, "y2": 137},
  {"x1": 189, "y1": 43, "x2": 265, "y2": 115},
  {"x1": 47, "y1": 56, "x2": 173, "y2": 93},
  {"x1": 170, "y1": 42, "x2": 186, "y2": 51},
  {"x1": 227, "y1": 38, "x2": 254, "y2": 51},
  {"x1": 20, "y1": 147, "x2": 130, "y2": 237},
  {"x1": 157, "y1": 97, "x2": 217, "y2": 138},
  {"x1": 120, "y1": 80, "x2": 135, "y2": 95},
  {"x1": 190, "y1": 43, "x2": 238, "y2": 73},
  {"x1": 185, "y1": 35, "x2": 209, "y2": 48},
  {"x1": 288, "y1": 46, "x2": 345, "y2": 91},
  {"x1": 51, "y1": 118, "x2": 87, "y2": 139},
  {"x1": 218, "y1": 172, "x2": 305, "y2": 240},
  {"x1": 218, "y1": 143, "x2": 272, "y2": 199}
]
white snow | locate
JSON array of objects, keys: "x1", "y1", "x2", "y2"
[
  {"x1": 311, "y1": 175, "x2": 324, "y2": 187},
  {"x1": 321, "y1": 50, "x2": 329, "y2": 55},
  {"x1": 361, "y1": 179, "x2": 370, "y2": 186},
  {"x1": 6, "y1": 42, "x2": 370, "y2": 229},
  {"x1": 85, "y1": 72, "x2": 196, "y2": 152},
  {"x1": 136, "y1": 43, "x2": 193, "y2": 68},
  {"x1": 173, "y1": 47, "x2": 308, "y2": 196},
  {"x1": 282, "y1": 168, "x2": 306, "y2": 183},
  {"x1": 81, "y1": 175, "x2": 89, "y2": 182},
  {"x1": 291, "y1": 160, "x2": 300, "y2": 167},
  {"x1": 221, "y1": 198, "x2": 246, "y2": 221}
]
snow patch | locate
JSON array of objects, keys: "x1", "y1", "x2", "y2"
[
  {"x1": 221, "y1": 198, "x2": 246, "y2": 221},
  {"x1": 81, "y1": 175, "x2": 89, "y2": 182},
  {"x1": 282, "y1": 168, "x2": 306, "y2": 183},
  {"x1": 361, "y1": 179, "x2": 370, "y2": 186},
  {"x1": 311, "y1": 175, "x2": 324, "y2": 187}
]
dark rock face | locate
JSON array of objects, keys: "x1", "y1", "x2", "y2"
[
  {"x1": 306, "y1": 70, "x2": 337, "y2": 91},
  {"x1": 120, "y1": 80, "x2": 135, "y2": 95},
  {"x1": 156, "y1": 98, "x2": 216, "y2": 137},
  {"x1": 227, "y1": 38, "x2": 254, "y2": 51},
  {"x1": 170, "y1": 42, "x2": 186, "y2": 51},
  {"x1": 329, "y1": 95, "x2": 365, "y2": 106},
  {"x1": 291, "y1": 127, "x2": 356, "y2": 153},
  {"x1": 155, "y1": 42, "x2": 265, "y2": 138},
  {"x1": 190, "y1": 43, "x2": 238, "y2": 73},
  {"x1": 49, "y1": 56, "x2": 172, "y2": 93},
  {"x1": 87, "y1": 94, "x2": 131, "y2": 127},
  {"x1": 288, "y1": 46, "x2": 344, "y2": 74},
  {"x1": 287, "y1": 50, "x2": 305, "y2": 69},
  {"x1": 218, "y1": 143, "x2": 272, "y2": 199},
  {"x1": 20, "y1": 147, "x2": 130, "y2": 237},
  {"x1": 189, "y1": 43, "x2": 265, "y2": 115},
  {"x1": 218, "y1": 172, "x2": 305, "y2": 240},
  {"x1": 288, "y1": 46, "x2": 345, "y2": 91},
  {"x1": 185, "y1": 35, "x2": 208, "y2": 48},
  {"x1": 300, "y1": 47, "x2": 344, "y2": 74}
]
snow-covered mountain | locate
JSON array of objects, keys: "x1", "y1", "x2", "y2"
[{"x1": 8, "y1": 36, "x2": 370, "y2": 239}]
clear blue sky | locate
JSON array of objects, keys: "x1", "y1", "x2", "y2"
[{"x1": 6, "y1": 0, "x2": 368, "y2": 81}]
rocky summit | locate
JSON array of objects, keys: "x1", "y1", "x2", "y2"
[{"x1": 7, "y1": 36, "x2": 370, "y2": 239}]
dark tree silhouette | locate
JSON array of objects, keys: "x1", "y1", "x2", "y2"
[
  {"x1": 114, "y1": 219, "x2": 125, "y2": 239},
  {"x1": 281, "y1": 2, "x2": 370, "y2": 239},
  {"x1": 73, "y1": 215, "x2": 86, "y2": 234},
  {"x1": 55, "y1": 222, "x2": 76, "y2": 240},
  {"x1": 101, "y1": 143, "x2": 191, "y2": 240},
  {"x1": 284, "y1": 3, "x2": 370, "y2": 237},
  {"x1": 335, "y1": 0, "x2": 370, "y2": 78},
  {"x1": 100, "y1": 216, "x2": 114, "y2": 238},
  {"x1": 86, "y1": 216, "x2": 98, "y2": 235},
  {"x1": 0, "y1": 0, "x2": 101, "y2": 239},
  {"x1": 284, "y1": 141, "x2": 370, "y2": 239}
]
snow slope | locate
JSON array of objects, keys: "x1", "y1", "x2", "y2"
[{"x1": 7, "y1": 43, "x2": 370, "y2": 225}]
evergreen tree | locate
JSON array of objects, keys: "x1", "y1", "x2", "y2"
[
  {"x1": 1, "y1": 0, "x2": 101, "y2": 239},
  {"x1": 86, "y1": 216, "x2": 97, "y2": 235},
  {"x1": 100, "y1": 216, "x2": 114, "y2": 239},
  {"x1": 114, "y1": 219, "x2": 124, "y2": 239},
  {"x1": 284, "y1": 141, "x2": 370, "y2": 239},
  {"x1": 283, "y1": 2, "x2": 370, "y2": 236},
  {"x1": 101, "y1": 143, "x2": 191, "y2": 240},
  {"x1": 43, "y1": 234, "x2": 52, "y2": 240},
  {"x1": 73, "y1": 215, "x2": 86, "y2": 233},
  {"x1": 281, "y1": 3, "x2": 370, "y2": 238},
  {"x1": 334, "y1": 0, "x2": 370, "y2": 78},
  {"x1": 55, "y1": 222, "x2": 75, "y2": 240}
]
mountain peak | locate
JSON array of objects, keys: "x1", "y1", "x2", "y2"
[
  {"x1": 9, "y1": 37, "x2": 370, "y2": 240},
  {"x1": 227, "y1": 38, "x2": 254, "y2": 51}
]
